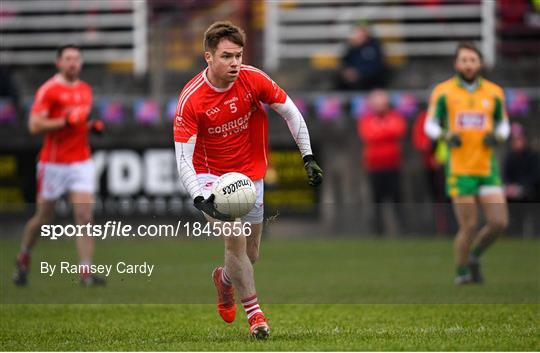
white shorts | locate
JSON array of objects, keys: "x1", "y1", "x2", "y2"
[
  {"x1": 37, "y1": 159, "x2": 95, "y2": 200},
  {"x1": 479, "y1": 185, "x2": 504, "y2": 196},
  {"x1": 197, "y1": 173, "x2": 264, "y2": 224}
]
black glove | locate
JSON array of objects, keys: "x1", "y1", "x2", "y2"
[
  {"x1": 193, "y1": 194, "x2": 234, "y2": 222},
  {"x1": 444, "y1": 132, "x2": 462, "y2": 148},
  {"x1": 303, "y1": 155, "x2": 323, "y2": 187},
  {"x1": 483, "y1": 133, "x2": 498, "y2": 147}
]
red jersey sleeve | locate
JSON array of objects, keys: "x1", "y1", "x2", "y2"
[
  {"x1": 31, "y1": 83, "x2": 55, "y2": 115},
  {"x1": 242, "y1": 65, "x2": 286, "y2": 105},
  {"x1": 173, "y1": 96, "x2": 198, "y2": 143}
]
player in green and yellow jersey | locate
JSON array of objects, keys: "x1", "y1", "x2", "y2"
[{"x1": 425, "y1": 42, "x2": 510, "y2": 285}]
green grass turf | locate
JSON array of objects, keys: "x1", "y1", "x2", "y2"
[
  {"x1": 1, "y1": 238, "x2": 539, "y2": 350},
  {"x1": 1, "y1": 304, "x2": 538, "y2": 350}
]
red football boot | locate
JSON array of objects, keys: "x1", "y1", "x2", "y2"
[
  {"x1": 212, "y1": 267, "x2": 236, "y2": 323},
  {"x1": 13, "y1": 252, "x2": 30, "y2": 286},
  {"x1": 249, "y1": 312, "x2": 270, "y2": 339}
]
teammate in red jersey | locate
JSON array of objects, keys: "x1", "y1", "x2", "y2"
[
  {"x1": 174, "y1": 22, "x2": 323, "y2": 339},
  {"x1": 13, "y1": 45, "x2": 105, "y2": 287}
]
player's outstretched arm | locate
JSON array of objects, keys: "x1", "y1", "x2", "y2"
[
  {"x1": 271, "y1": 96, "x2": 323, "y2": 186},
  {"x1": 28, "y1": 113, "x2": 67, "y2": 134},
  {"x1": 271, "y1": 96, "x2": 312, "y2": 157}
]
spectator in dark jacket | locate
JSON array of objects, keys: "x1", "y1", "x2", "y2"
[
  {"x1": 0, "y1": 67, "x2": 21, "y2": 124},
  {"x1": 337, "y1": 25, "x2": 387, "y2": 91},
  {"x1": 358, "y1": 90, "x2": 407, "y2": 235},
  {"x1": 504, "y1": 123, "x2": 540, "y2": 201},
  {"x1": 503, "y1": 122, "x2": 540, "y2": 237},
  {"x1": 503, "y1": 123, "x2": 540, "y2": 236}
]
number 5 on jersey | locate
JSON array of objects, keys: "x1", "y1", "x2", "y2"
[{"x1": 230, "y1": 103, "x2": 237, "y2": 113}]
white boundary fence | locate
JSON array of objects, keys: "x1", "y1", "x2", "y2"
[
  {"x1": 0, "y1": 0, "x2": 148, "y2": 75},
  {"x1": 264, "y1": 0, "x2": 496, "y2": 70}
]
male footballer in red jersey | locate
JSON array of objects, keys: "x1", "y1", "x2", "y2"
[
  {"x1": 13, "y1": 45, "x2": 105, "y2": 287},
  {"x1": 174, "y1": 22, "x2": 323, "y2": 339}
]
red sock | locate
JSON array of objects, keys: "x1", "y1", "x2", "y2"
[
  {"x1": 241, "y1": 294, "x2": 262, "y2": 320},
  {"x1": 17, "y1": 252, "x2": 30, "y2": 269}
]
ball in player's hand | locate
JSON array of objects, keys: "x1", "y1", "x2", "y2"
[{"x1": 211, "y1": 172, "x2": 257, "y2": 219}]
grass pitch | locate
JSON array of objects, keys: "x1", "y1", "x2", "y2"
[{"x1": 1, "y1": 237, "x2": 539, "y2": 350}]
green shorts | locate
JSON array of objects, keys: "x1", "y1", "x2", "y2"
[{"x1": 446, "y1": 160, "x2": 502, "y2": 198}]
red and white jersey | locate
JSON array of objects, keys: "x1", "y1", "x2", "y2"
[
  {"x1": 173, "y1": 65, "x2": 287, "y2": 180},
  {"x1": 31, "y1": 74, "x2": 93, "y2": 163}
]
